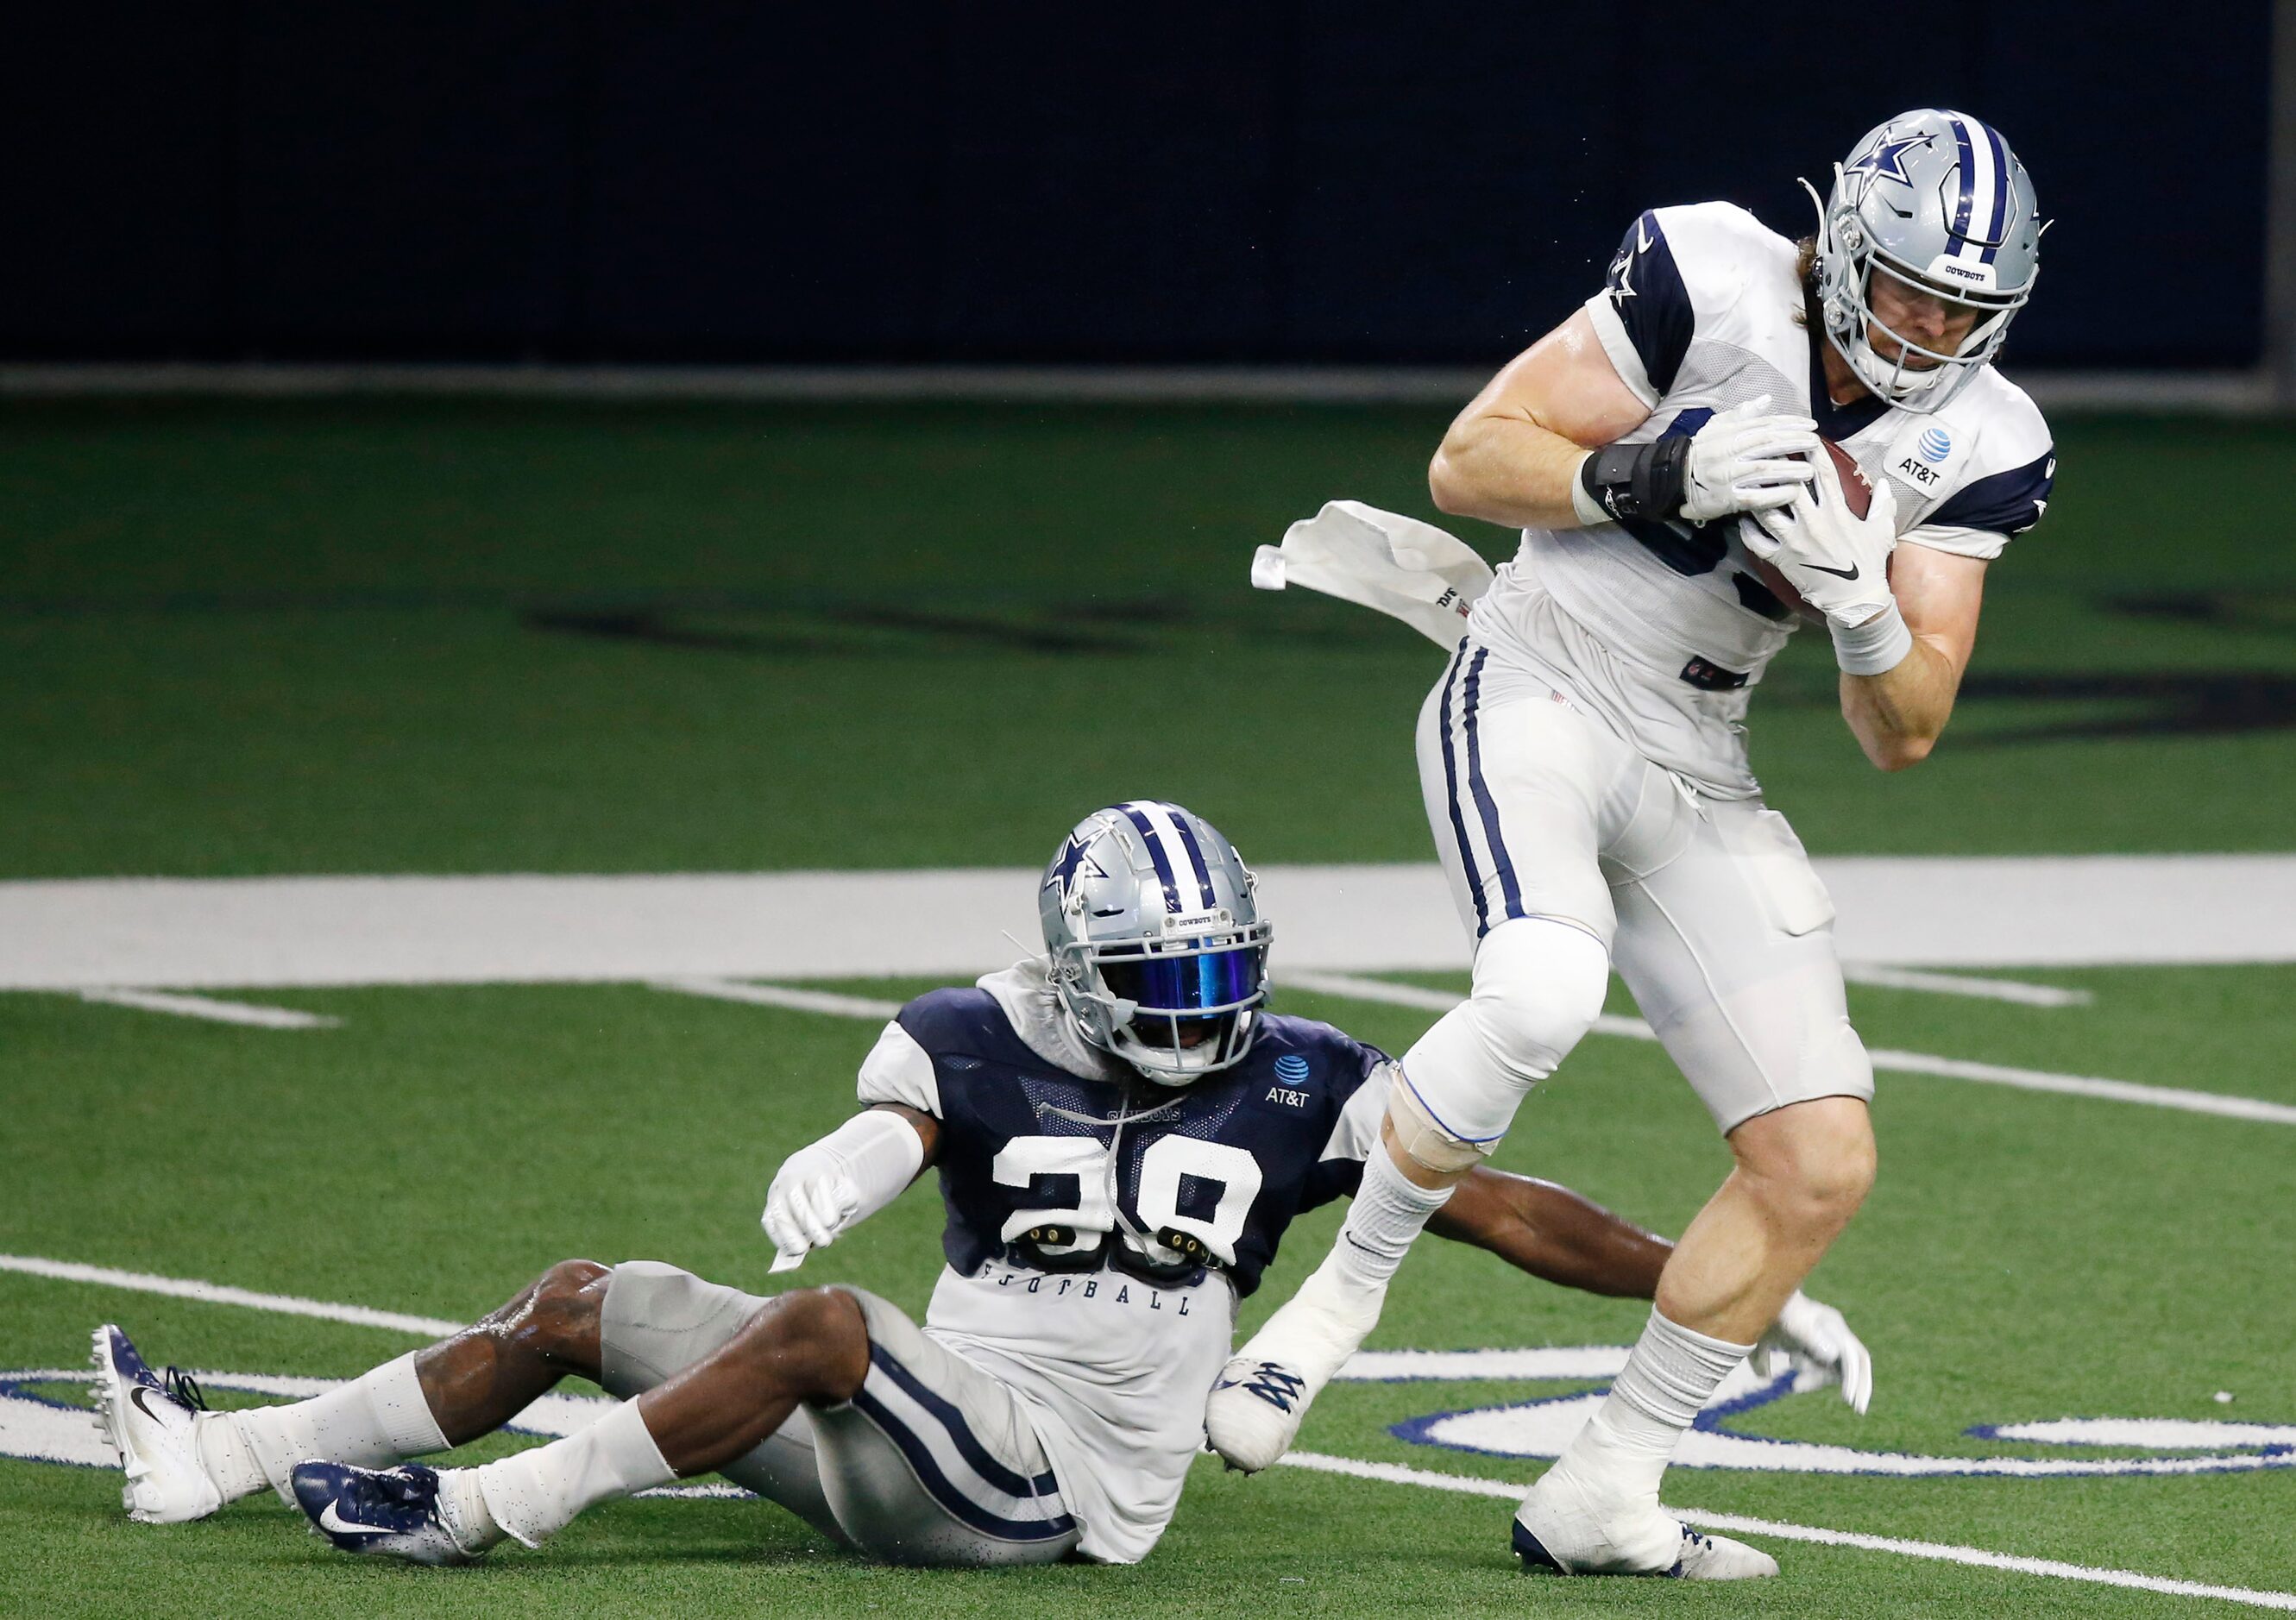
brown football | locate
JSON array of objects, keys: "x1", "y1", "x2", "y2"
[
  {"x1": 1817, "y1": 436, "x2": 1874, "y2": 518},
  {"x1": 1746, "y1": 437, "x2": 1874, "y2": 622}
]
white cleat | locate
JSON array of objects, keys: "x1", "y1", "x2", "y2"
[
  {"x1": 1205, "y1": 1354, "x2": 1313, "y2": 1473},
  {"x1": 90, "y1": 1324, "x2": 223, "y2": 1524},
  {"x1": 1205, "y1": 1269, "x2": 1387, "y2": 1472},
  {"x1": 1512, "y1": 1467, "x2": 1777, "y2": 1579}
]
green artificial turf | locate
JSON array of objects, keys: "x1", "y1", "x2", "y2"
[
  {"x1": 3, "y1": 402, "x2": 2296, "y2": 876},
  {"x1": 1, "y1": 971, "x2": 2292, "y2": 1615},
  {"x1": 3, "y1": 399, "x2": 2293, "y2": 1614}
]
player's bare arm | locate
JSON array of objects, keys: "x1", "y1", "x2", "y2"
[
  {"x1": 1427, "y1": 1166, "x2": 1668, "y2": 1297},
  {"x1": 1423, "y1": 1167, "x2": 1870, "y2": 1403},
  {"x1": 1840, "y1": 542, "x2": 1987, "y2": 769},
  {"x1": 1428, "y1": 309, "x2": 1652, "y2": 529}
]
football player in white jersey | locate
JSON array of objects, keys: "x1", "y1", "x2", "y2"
[
  {"x1": 89, "y1": 803, "x2": 1866, "y2": 1573},
  {"x1": 1208, "y1": 110, "x2": 2052, "y2": 1581}
]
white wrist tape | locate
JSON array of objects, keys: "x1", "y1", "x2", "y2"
[
  {"x1": 813, "y1": 1108, "x2": 927, "y2": 1228},
  {"x1": 1569, "y1": 452, "x2": 1610, "y2": 526},
  {"x1": 1829, "y1": 597, "x2": 1914, "y2": 676}
]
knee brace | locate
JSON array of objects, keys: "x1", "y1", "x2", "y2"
[{"x1": 1397, "y1": 916, "x2": 1610, "y2": 1153}]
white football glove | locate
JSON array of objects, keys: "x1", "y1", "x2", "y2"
[
  {"x1": 763, "y1": 1146, "x2": 861, "y2": 1259},
  {"x1": 1742, "y1": 447, "x2": 1900, "y2": 628},
  {"x1": 1679, "y1": 397, "x2": 1821, "y2": 523},
  {"x1": 760, "y1": 1109, "x2": 925, "y2": 1265},
  {"x1": 1757, "y1": 1290, "x2": 1873, "y2": 1416}
]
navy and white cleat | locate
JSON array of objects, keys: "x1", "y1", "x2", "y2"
[
  {"x1": 1514, "y1": 1511, "x2": 1778, "y2": 1580},
  {"x1": 291, "y1": 1461, "x2": 482, "y2": 1567},
  {"x1": 90, "y1": 1323, "x2": 223, "y2": 1524}
]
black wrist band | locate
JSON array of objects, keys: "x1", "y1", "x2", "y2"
[{"x1": 1578, "y1": 436, "x2": 1691, "y2": 523}]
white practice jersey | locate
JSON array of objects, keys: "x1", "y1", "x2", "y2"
[
  {"x1": 1468, "y1": 201, "x2": 2056, "y2": 796},
  {"x1": 853, "y1": 961, "x2": 1389, "y2": 1563}
]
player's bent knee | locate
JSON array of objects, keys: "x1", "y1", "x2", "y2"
[
  {"x1": 745, "y1": 1286, "x2": 870, "y2": 1400},
  {"x1": 1462, "y1": 918, "x2": 1611, "y2": 1084},
  {"x1": 1400, "y1": 919, "x2": 1611, "y2": 1146},
  {"x1": 527, "y1": 1259, "x2": 612, "y2": 1356},
  {"x1": 538, "y1": 1258, "x2": 613, "y2": 1300},
  {"x1": 1731, "y1": 1097, "x2": 1876, "y2": 1226}
]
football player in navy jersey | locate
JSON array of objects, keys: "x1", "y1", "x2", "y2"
[
  {"x1": 91, "y1": 802, "x2": 1865, "y2": 1572},
  {"x1": 1211, "y1": 111, "x2": 2047, "y2": 1579}
]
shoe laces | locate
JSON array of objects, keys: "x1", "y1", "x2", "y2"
[
  {"x1": 161, "y1": 1367, "x2": 208, "y2": 1412},
  {"x1": 375, "y1": 1465, "x2": 438, "y2": 1508}
]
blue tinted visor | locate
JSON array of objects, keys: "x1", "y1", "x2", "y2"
[{"x1": 1101, "y1": 946, "x2": 1265, "y2": 1014}]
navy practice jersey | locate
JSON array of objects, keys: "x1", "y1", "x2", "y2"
[
  {"x1": 892, "y1": 985, "x2": 1385, "y2": 1297},
  {"x1": 845, "y1": 962, "x2": 1397, "y2": 1562}
]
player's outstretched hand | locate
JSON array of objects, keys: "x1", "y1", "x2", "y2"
[
  {"x1": 1757, "y1": 1290, "x2": 1873, "y2": 1415},
  {"x1": 1742, "y1": 451, "x2": 1899, "y2": 629},
  {"x1": 1680, "y1": 398, "x2": 1821, "y2": 523},
  {"x1": 762, "y1": 1146, "x2": 863, "y2": 1260}
]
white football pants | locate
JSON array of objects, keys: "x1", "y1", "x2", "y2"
[{"x1": 1407, "y1": 638, "x2": 1874, "y2": 1142}]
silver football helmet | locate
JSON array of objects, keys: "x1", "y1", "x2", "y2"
[
  {"x1": 1038, "y1": 801, "x2": 1272, "y2": 1083},
  {"x1": 1808, "y1": 109, "x2": 2044, "y2": 414}
]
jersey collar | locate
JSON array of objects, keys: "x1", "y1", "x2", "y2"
[
  {"x1": 1808, "y1": 324, "x2": 1890, "y2": 442},
  {"x1": 978, "y1": 959, "x2": 1132, "y2": 1085}
]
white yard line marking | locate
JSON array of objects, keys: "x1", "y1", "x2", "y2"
[
  {"x1": 0, "y1": 1255, "x2": 458, "y2": 1337},
  {"x1": 1860, "y1": 1047, "x2": 2296, "y2": 1125},
  {"x1": 1282, "y1": 970, "x2": 2296, "y2": 1127},
  {"x1": 8, "y1": 857, "x2": 2296, "y2": 990},
  {"x1": 650, "y1": 978, "x2": 903, "y2": 1020},
  {"x1": 72, "y1": 989, "x2": 339, "y2": 1029},
  {"x1": 1281, "y1": 1453, "x2": 2296, "y2": 1611},
  {"x1": 9, "y1": 1250, "x2": 2288, "y2": 1608},
  {"x1": 1840, "y1": 964, "x2": 2092, "y2": 1007}
]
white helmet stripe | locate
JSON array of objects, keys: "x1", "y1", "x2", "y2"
[
  {"x1": 1149, "y1": 801, "x2": 1220, "y2": 910},
  {"x1": 1116, "y1": 801, "x2": 1186, "y2": 912},
  {"x1": 1946, "y1": 110, "x2": 2000, "y2": 262}
]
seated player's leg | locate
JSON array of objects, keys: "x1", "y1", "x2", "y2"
[
  {"x1": 804, "y1": 1288, "x2": 1080, "y2": 1567},
  {"x1": 93, "y1": 1257, "x2": 611, "y2": 1524},
  {"x1": 588, "y1": 1259, "x2": 846, "y2": 1543},
  {"x1": 1514, "y1": 798, "x2": 1871, "y2": 1579},
  {"x1": 1208, "y1": 648, "x2": 1618, "y2": 1470},
  {"x1": 607, "y1": 1273, "x2": 1075, "y2": 1566},
  {"x1": 293, "y1": 1267, "x2": 866, "y2": 1564},
  {"x1": 297, "y1": 1265, "x2": 1079, "y2": 1568}
]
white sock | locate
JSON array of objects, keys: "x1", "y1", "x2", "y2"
[
  {"x1": 1331, "y1": 1138, "x2": 1454, "y2": 1292},
  {"x1": 436, "y1": 1466, "x2": 506, "y2": 1554},
  {"x1": 471, "y1": 1400, "x2": 675, "y2": 1548},
  {"x1": 198, "y1": 1351, "x2": 450, "y2": 1503},
  {"x1": 1547, "y1": 1308, "x2": 1751, "y2": 1507},
  {"x1": 1238, "y1": 1141, "x2": 1452, "y2": 1386}
]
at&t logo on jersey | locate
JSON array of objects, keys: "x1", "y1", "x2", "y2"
[{"x1": 1897, "y1": 424, "x2": 1955, "y2": 488}]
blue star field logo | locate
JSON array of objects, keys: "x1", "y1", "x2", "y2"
[
  {"x1": 1044, "y1": 834, "x2": 1106, "y2": 899},
  {"x1": 1853, "y1": 129, "x2": 1935, "y2": 187}
]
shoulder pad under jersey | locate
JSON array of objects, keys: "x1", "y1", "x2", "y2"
[
  {"x1": 1590, "y1": 202, "x2": 1795, "y2": 406},
  {"x1": 1884, "y1": 370, "x2": 2055, "y2": 558}
]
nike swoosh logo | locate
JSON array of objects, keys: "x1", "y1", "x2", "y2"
[
  {"x1": 129, "y1": 1386, "x2": 175, "y2": 1423},
  {"x1": 1802, "y1": 562, "x2": 1860, "y2": 580},
  {"x1": 318, "y1": 1500, "x2": 399, "y2": 1537}
]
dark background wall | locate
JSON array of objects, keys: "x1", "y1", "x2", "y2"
[{"x1": 3, "y1": 3, "x2": 2267, "y2": 368}]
